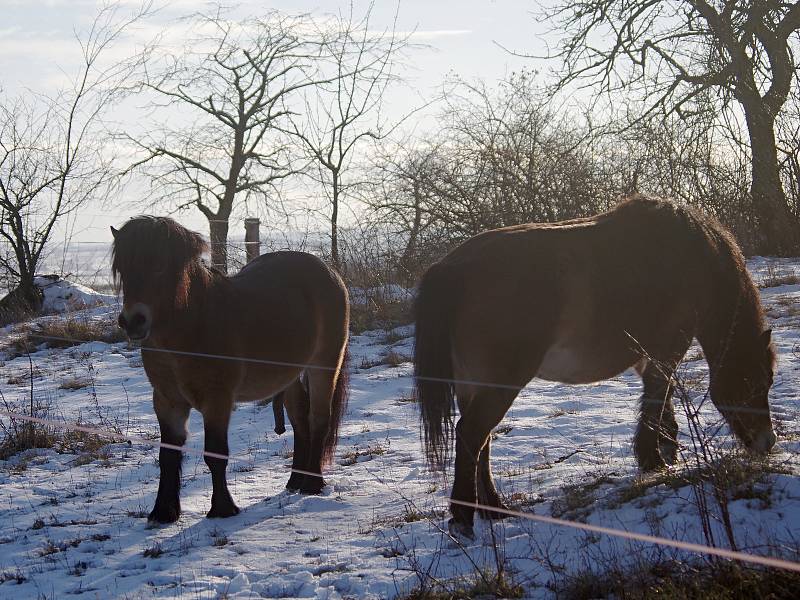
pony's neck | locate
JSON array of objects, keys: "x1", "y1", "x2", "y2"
[
  {"x1": 151, "y1": 262, "x2": 217, "y2": 343},
  {"x1": 697, "y1": 281, "x2": 763, "y2": 375}
]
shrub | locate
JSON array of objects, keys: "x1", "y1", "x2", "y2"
[
  {"x1": 560, "y1": 559, "x2": 800, "y2": 600},
  {"x1": 0, "y1": 392, "x2": 118, "y2": 462}
]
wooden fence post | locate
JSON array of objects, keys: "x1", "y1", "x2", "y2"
[{"x1": 244, "y1": 217, "x2": 261, "y2": 264}]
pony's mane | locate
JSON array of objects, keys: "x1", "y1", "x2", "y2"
[
  {"x1": 112, "y1": 216, "x2": 209, "y2": 307},
  {"x1": 616, "y1": 194, "x2": 775, "y2": 369}
]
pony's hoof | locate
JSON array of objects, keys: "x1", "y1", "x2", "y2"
[
  {"x1": 286, "y1": 473, "x2": 304, "y2": 492},
  {"x1": 478, "y1": 504, "x2": 510, "y2": 521},
  {"x1": 206, "y1": 502, "x2": 240, "y2": 519},
  {"x1": 147, "y1": 505, "x2": 180, "y2": 524},
  {"x1": 448, "y1": 518, "x2": 475, "y2": 541},
  {"x1": 661, "y1": 446, "x2": 678, "y2": 466},
  {"x1": 637, "y1": 456, "x2": 667, "y2": 473},
  {"x1": 299, "y1": 476, "x2": 326, "y2": 495}
]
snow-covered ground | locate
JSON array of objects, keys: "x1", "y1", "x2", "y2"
[{"x1": 0, "y1": 259, "x2": 798, "y2": 598}]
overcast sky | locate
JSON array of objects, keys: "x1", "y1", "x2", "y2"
[{"x1": 3, "y1": 0, "x2": 552, "y2": 245}]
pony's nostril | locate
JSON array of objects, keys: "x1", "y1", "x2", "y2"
[
  {"x1": 118, "y1": 313, "x2": 128, "y2": 330},
  {"x1": 130, "y1": 313, "x2": 146, "y2": 330}
]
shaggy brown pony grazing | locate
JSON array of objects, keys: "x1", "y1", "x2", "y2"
[
  {"x1": 414, "y1": 195, "x2": 776, "y2": 539},
  {"x1": 112, "y1": 216, "x2": 349, "y2": 524}
]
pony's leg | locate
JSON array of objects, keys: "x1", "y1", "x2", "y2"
[
  {"x1": 203, "y1": 405, "x2": 240, "y2": 518},
  {"x1": 450, "y1": 388, "x2": 517, "y2": 538},
  {"x1": 149, "y1": 392, "x2": 190, "y2": 524},
  {"x1": 273, "y1": 392, "x2": 286, "y2": 435},
  {"x1": 283, "y1": 378, "x2": 311, "y2": 491},
  {"x1": 634, "y1": 361, "x2": 677, "y2": 471},
  {"x1": 301, "y1": 369, "x2": 337, "y2": 494},
  {"x1": 477, "y1": 436, "x2": 509, "y2": 520}
]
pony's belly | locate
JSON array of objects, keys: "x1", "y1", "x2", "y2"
[
  {"x1": 234, "y1": 369, "x2": 299, "y2": 403},
  {"x1": 536, "y1": 343, "x2": 631, "y2": 384}
]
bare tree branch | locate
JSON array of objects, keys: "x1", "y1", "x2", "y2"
[
  {"x1": 1, "y1": 1, "x2": 150, "y2": 316},
  {"x1": 541, "y1": 0, "x2": 800, "y2": 254},
  {"x1": 283, "y1": 1, "x2": 416, "y2": 269},
  {"x1": 125, "y1": 7, "x2": 360, "y2": 272}
]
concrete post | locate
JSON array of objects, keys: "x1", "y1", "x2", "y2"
[{"x1": 244, "y1": 218, "x2": 261, "y2": 264}]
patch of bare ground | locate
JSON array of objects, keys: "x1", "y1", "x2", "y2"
[{"x1": 339, "y1": 440, "x2": 389, "y2": 466}]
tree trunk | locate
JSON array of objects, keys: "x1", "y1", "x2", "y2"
[
  {"x1": 331, "y1": 175, "x2": 340, "y2": 271},
  {"x1": 744, "y1": 107, "x2": 800, "y2": 255},
  {"x1": 0, "y1": 273, "x2": 42, "y2": 325},
  {"x1": 399, "y1": 180, "x2": 423, "y2": 284},
  {"x1": 209, "y1": 218, "x2": 229, "y2": 274}
]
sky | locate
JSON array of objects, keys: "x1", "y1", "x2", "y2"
[{"x1": 2, "y1": 0, "x2": 553, "y2": 247}]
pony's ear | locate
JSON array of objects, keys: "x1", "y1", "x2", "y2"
[
  {"x1": 761, "y1": 329, "x2": 772, "y2": 348},
  {"x1": 110, "y1": 226, "x2": 118, "y2": 239}
]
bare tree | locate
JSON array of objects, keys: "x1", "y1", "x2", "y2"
[
  {"x1": 543, "y1": 0, "x2": 800, "y2": 254},
  {"x1": 0, "y1": 3, "x2": 146, "y2": 319},
  {"x1": 128, "y1": 10, "x2": 339, "y2": 272},
  {"x1": 777, "y1": 88, "x2": 800, "y2": 221},
  {"x1": 423, "y1": 74, "x2": 614, "y2": 233},
  {"x1": 601, "y1": 102, "x2": 757, "y2": 246},
  {"x1": 362, "y1": 72, "x2": 619, "y2": 276},
  {"x1": 285, "y1": 3, "x2": 409, "y2": 270},
  {"x1": 355, "y1": 141, "x2": 443, "y2": 283}
]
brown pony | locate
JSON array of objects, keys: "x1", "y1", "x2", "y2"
[
  {"x1": 414, "y1": 195, "x2": 776, "y2": 539},
  {"x1": 111, "y1": 216, "x2": 349, "y2": 524}
]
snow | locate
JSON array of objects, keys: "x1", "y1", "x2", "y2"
[
  {"x1": 0, "y1": 258, "x2": 797, "y2": 598},
  {"x1": 33, "y1": 275, "x2": 116, "y2": 314}
]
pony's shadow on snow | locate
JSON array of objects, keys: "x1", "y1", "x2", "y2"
[{"x1": 141, "y1": 486, "x2": 346, "y2": 551}]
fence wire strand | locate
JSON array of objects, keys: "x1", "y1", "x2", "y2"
[
  {"x1": 1, "y1": 406, "x2": 798, "y2": 573},
  {"x1": 0, "y1": 277, "x2": 796, "y2": 576},
  {"x1": 10, "y1": 331, "x2": 783, "y2": 418}
]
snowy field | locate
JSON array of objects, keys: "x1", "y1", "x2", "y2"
[{"x1": 0, "y1": 258, "x2": 798, "y2": 598}]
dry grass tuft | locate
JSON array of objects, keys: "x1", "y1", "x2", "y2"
[
  {"x1": 143, "y1": 542, "x2": 164, "y2": 558},
  {"x1": 382, "y1": 349, "x2": 412, "y2": 367},
  {"x1": 400, "y1": 569, "x2": 525, "y2": 600},
  {"x1": 58, "y1": 377, "x2": 92, "y2": 391},
  {"x1": 561, "y1": 559, "x2": 800, "y2": 600},
  {"x1": 1, "y1": 314, "x2": 125, "y2": 360},
  {"x1": 339, "y1": 441, "x2": 389, "y2": 466},
  {"x1": 759, "y1": 263, "x2": 800, "y2": 288},
  {"x1": 350, "y1": 298, "x2": 412, "y2": 334},
  {"x1": 0, "y1": 395, "x2": 119, "y2": 463}
]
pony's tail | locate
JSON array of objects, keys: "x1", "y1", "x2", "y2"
[
  {"x1": 414, "y1": 263, "x2": 457, "y2": 470},
  {"x1": 322, "y1": 345, "x2": 350, "y2": 465}
]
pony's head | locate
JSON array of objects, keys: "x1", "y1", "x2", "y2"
[
  {"x1": 111, "y1": 216, "x2": 208, "y2": 341},
  {"x1": 710, "y1": 328, "x2": 777, "y2": 454}
]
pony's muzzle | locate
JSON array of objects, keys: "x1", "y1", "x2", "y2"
[
  {"x1": 118, "y1": 303, "x2": 152, "y2": 341},
  {"x1": 751, "y1": 428, "x2": 777, "y2": 454}
]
